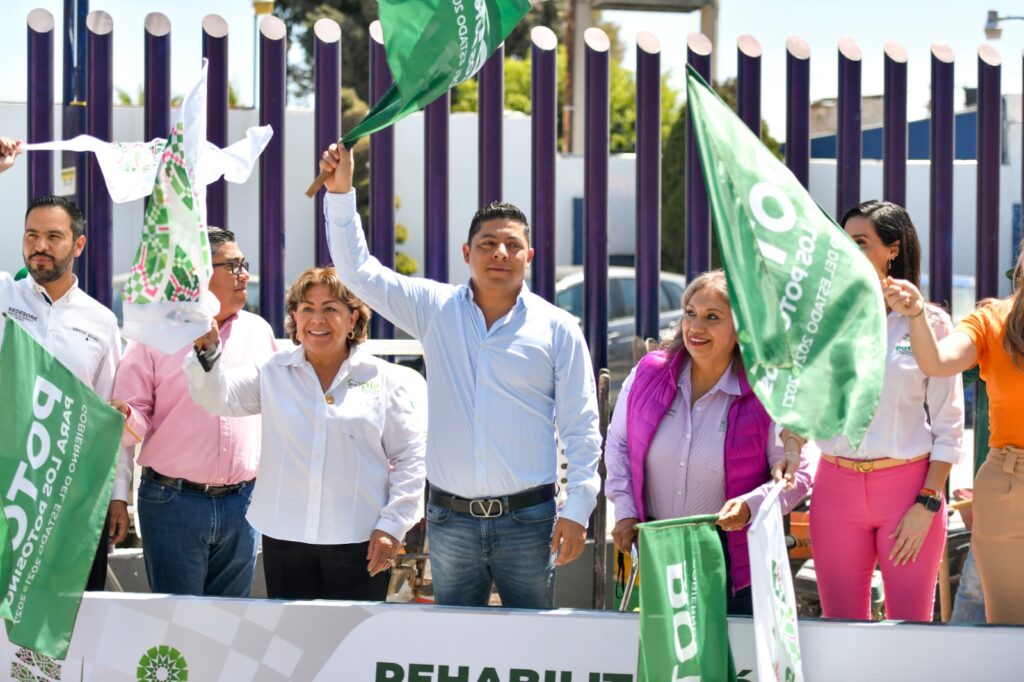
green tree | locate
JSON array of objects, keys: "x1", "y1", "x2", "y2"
[
  {"x1": 274, "y1": 0, "x2": 377, "y2": 102},
  {"x1": 661, "y1": 78, "x2": 783, "y2": 275}
]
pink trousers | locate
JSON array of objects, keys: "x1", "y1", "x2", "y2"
[{"x1": 810, "y1": 457, "x2": 946, "y2": 621}]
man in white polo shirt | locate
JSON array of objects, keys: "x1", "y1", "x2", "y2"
[{"x1": 0, "y1": 192, "x2": 133, "y2": 590}]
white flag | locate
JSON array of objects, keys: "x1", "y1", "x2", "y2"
[
  {"x1": 748, "y1": 483, "x2": 805, "y2": 682},
  {"x1": 23, "y1": 121, "x2": 271, "y2": 203}
]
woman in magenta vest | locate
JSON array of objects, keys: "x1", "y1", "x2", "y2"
[
  {"x1": 605, "y1": 270, "x2": 812, "y2": 614},
  {"x1": 812, "y1": 200, "x2": 964, "y2": 621}
]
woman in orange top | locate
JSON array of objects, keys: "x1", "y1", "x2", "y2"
[{"x1": 884, "y1": 246, "x2": 1024, "y2": 624}]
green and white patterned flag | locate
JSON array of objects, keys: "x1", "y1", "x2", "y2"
[
  {"x1": 117, "y1": 63, "x2": 271, "y2": 353},
  {"x1": 685, "y1": 65, "x2": 886, "y2": 445}
]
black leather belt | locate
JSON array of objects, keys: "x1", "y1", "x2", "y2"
[
  {"x1": 428, "y1": 483, "x2": 557, "y2": 519},
  {"x1": 143, "y1": 467, "x2": 253, "y2": 498}
]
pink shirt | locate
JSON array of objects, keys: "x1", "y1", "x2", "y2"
[
  {"x1": 607, "y1": 359, "x2": 790, "y2": 521},
  {"x1": 113, "y1": 311, "x2": 277, "y2": 485}
]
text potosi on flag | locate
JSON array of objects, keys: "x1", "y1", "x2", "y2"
[
  {"x1": 0, "y1": 316, "x2": 123, "y2": 659},
  {"x1": 342, "y1": 0, "x2": 532, "y2": 144},
  {"x1": 637, "y1": 515, "x2": 736, "y2": 682},
  {"x1": 684, "y1": 65, "x2": 885, "y2": 446},
  {"x1": 748, "y1": 484, "x2": 804, "y2": 682}
]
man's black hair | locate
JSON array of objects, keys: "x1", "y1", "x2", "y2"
[
  {"x1": 467, "y1": 202, "x2": 530, "y2": 244},
  {"x1": 25, "y1": 195, "x2": 86, "y2": 240}
]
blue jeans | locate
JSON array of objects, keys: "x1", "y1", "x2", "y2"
[
  {"x1": 951, "y1": 547, "x2": 986, "y2": 623},
  {"x1": 427, "y1": 497, "x2": 557, "y2": 609},
  {"x1": 137, "y1": 475, "x2": 259, "y2": 597}
]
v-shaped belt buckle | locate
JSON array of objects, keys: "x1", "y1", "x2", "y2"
[{"x1": 469, "y1": 498, "x2": 504, "y2": 518}]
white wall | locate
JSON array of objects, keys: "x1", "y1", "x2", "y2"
[{"x1": 1, "y1": 101, "x2": 1019, "y2": 298}]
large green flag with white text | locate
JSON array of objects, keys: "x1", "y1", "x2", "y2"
[
  {"x1": 637, "y1": 516, "x2": 735, "y2": 682},
  {"x1": 0, "y1": 316, "x2": 122, "y2": 659},
  {"x1": 343, "y1": 0, "x2": 532, "y2": 144},
  {"x1": 685, "y1": 66, "x2": 886, "y2": 446}
]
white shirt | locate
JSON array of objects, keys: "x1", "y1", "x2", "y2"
[
  {"x1": 184, "y1": 343, "x2": 427, "y2": 545},
  {"x1": 817, "y1": 309, "x2": 964, "y2": 463},
  {"x1": 0, "y1": 273, "x2": 133, "y2": 501},
  {"x1": 325, "y1": 191, "x2": 602, "y2": 526}
]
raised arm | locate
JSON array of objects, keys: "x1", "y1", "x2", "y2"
[
  {"x1": 182, "y1": 323, "x2": 262, "y2": 418},
  {"x1": 883, "y1": 277, "x2": 978, "y2": 376},
  {"x1": 319, "y1": 144, "x2": 450, "y2": 340}
]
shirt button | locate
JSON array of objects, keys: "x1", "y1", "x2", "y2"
[
  {"x1": 695, "y1": 406, "x2": 702, "y2": 412},
  {"x1": 686, "y1": 433, "x2": 691, "y2": 439}
]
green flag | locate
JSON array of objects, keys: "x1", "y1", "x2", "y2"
[
  {"x1": 685, "y1": 65, "x2": 886, "y2": 446},
  {"x1": 0, "y1": 316, "x2": 123, "y2": 659},
  {"x1": 343, "y1": 0, "x2": 532, "y2": 144},
  {"x1": 637, "y1": 515, "x2": 736, "y2": 682}
]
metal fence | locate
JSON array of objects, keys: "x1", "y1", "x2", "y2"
[{"x1": 22, "y1": 9, "x2": 1011, "y2": 350}]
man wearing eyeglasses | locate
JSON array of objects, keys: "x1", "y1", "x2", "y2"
[{"x1": 112, "y1": 227, "x2": 277, "y2": 597}]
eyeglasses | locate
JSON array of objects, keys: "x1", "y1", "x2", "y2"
[{"x1": 211, "y1": 259, "x2": 250, "y2": 276}]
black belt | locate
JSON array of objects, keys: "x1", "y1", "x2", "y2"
[
  {"x1": 428, "y1": 483, "x2": 557, "y2": 519},
  {"x1": 143, "y1": 467, "x2": 253, "y2": 498}
]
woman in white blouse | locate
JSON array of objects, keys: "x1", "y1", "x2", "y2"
[
  {"x1": 812, "y1": 201, "x2": 964, "y2": 621},
  {"x1": 185, "y1": 267, "x2": 427, "y2": 601}
]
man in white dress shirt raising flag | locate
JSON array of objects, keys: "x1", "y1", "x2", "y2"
[{"x1": 319, "y1": 145, "x2": 602, "y2": 609}]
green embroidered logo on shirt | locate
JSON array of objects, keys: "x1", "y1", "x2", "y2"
[{"x1": 348, "y1": 378, "x2": 381, "y2": 393}]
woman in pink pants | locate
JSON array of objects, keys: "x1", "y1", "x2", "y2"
[{"x1": 812, "y1": 201, "x2": 965, "y2": 621}]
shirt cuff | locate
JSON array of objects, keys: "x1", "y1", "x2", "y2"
[
  {"x1": 610, "y1": 495, "x2": 640, "y2": 523},
  {"x1": 929, "y1": 445, "x2": 962, "y2": 465},
  {"x1": 374, "y1": 517, "x2": 408, "y2": 542},
  {"x1": 324, "y1": 189, "x2": 358, "y2": 225},
  {"x1": 740, "y1": 487, "x2": 768, "y2": 526},
  {"x1": 559, "y1": 493, "x2": 595, "y2": 528}
]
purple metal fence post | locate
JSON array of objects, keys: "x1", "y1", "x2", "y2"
[
  {"x1": 584, "y1": 28, "x2": 610, "y2": 374},
  {"x1": 929, "y1": 43, "x2": 955, "y2": 310},
  {"x1": 27, "y1": 9, "x2": 55, "y2": 200},
  {"x1": 203, "y1": 14, "x2": 228, "y2": 228},
  {"x1": 425, "y1": 92, "x2": 450, "y2": 283},
  {"x1": 313, "y1": 18, "x2": 341, "y2": 267},
  {"x1": 369, "y1": 21, "x2": 395, "y2": 339},
  {"x1": 84, "y1": 10, "x2": 113, "y2": 306},
  {"x1": 977, "y1": 44, "x2": 1002, "y2": 300},
  {"x1": 635, "y1": 31, "x2": 661, "y2": 341},
  {"x1": 882, "y1": 42, "x2": 908, "y2": 206},
  {"x1": 259, "y1": 16, "x2": 287, "y2": 337},
  {"x1": 478, "y1": 43, "x2": 504, "y2": 207},
  {"x1": 736, "y1": 35, "x2": 761, "y2": 137},
  {"x1": 785, "y1": 37, "x2": 810, "y2": 188},
  {"x1": 836, "y1": 38, "x2": 862, "y2": 217},
  {"x1": 685, "y1": 33, "x2": 712, "y2": 279},
  {"x1": 144, "y1": 13, "x2": 171, "y2": 143},
  {"x1": 530, "y1": 26, "x2": 558, "y2": 302}
]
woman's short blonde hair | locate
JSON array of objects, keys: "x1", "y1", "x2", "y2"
[{"x1": 283, "y1": 267, "x2": 371, "y2": 347}]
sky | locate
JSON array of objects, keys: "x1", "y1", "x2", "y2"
[{"x1": 4, "y1": 0, "x2": 1023, "y2": 141}]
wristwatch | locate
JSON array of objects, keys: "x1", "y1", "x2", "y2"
[{"x1": 915, "y1": 491, "x2": 942, "y2": 512}]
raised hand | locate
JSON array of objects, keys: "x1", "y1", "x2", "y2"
[
  {"x1": 319, "y1": 144, "x2": 354, "y2": 195},
  {"x1": 0, "y1": 137, "x2": 23, "y2": 174},
  {"x1": 882, "y1": 276, "x2": 925, "y2": 318}
]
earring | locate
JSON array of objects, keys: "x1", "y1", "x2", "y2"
[
  {"x1": 887, "y1": 257, "x2": 894, "y2": 274},
  {"x1": 347, "y1": 330, "x2": 355, "y2": 340}
]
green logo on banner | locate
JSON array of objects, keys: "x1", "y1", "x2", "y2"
[{"x1": 137, "y1": 646, "x2": 188, "y2": 682}]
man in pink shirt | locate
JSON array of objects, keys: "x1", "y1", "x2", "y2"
[{"x1": 113, "y1": 228, "x2": 277, "y2": 596}]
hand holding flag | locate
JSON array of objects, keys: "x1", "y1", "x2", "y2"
[{"x1": 306, "y1": 0, "x2": 532, "y2": 197}]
